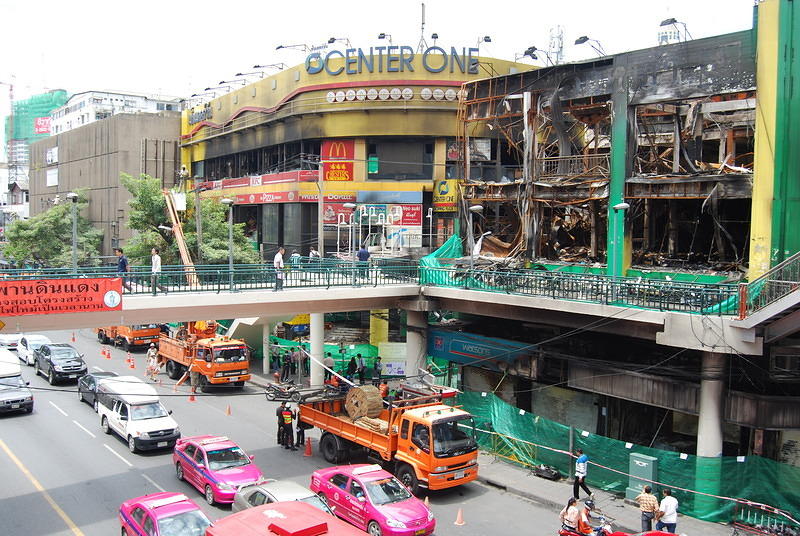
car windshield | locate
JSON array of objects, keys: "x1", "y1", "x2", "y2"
[
  {"x1": 364, "y1": 477, "x2": 412, "y2": 505},
  {"x1": 206, "y1": 446, "x2": 249, "y2": 470},
  {"x1": 0, "y1": 376, "x2": 24, "y2": 390},
  {"x1": 300, "y1": 494, "x2": 334, "y2": 514},
  {"x1": 432, "y1": 415, "x2": 478, "y2": 458},
  {"x1": 130, "y1": 402, "x2": 169, "y2": 420},
  {"x1": 212, "y1": 346, "x2": 248, "y2": 363},
  {"x1": 51, "y1": 348, "x2": 80, "y2": 360},
  {"x1": 132, "y1": 324, "x2": 158, "y2": 330},
  {"x1": 30, "y1": 341, "x2": 48, "y2": 350},
  {"x1": 157, "y1": 509, "x2": 211, "y2": 536}
]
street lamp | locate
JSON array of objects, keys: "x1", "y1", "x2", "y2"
[
  {"x1": 426, "y1": 207, "x2": 434, "y2": 251},
  {"x1": 467, "y1": 205, "x2": 484, "y2": 277},
  {"x1": 476, "y1": 35, "x2": 491, "y2": 47},
  {"x1": 328, "y1": 37, "x2": 352, "y2": 48},
  {"x1": 66, "y1": 192, "x2": 78, "y2": 273},
  {"x1": 275, "y1": 43, "x2": 311, "y2": 52},
  {"x1": 343, "y1": 202, "x2": 357, "y2": 285},
  {"x1": 377, "y1": 33, "x2": 393, "y2": 45},
  {"x1": 221, "y1": 198, "x2": 235, "y2": 291},
  {"x1": 431, "y1": 33, "x2": 439, "y2": 46},
  {"x1": 253, "y1": 63, "x2": 289, "y2": 71},
  {"x1": 574, "y1": 36, "x2": 606, "y2": 56}
]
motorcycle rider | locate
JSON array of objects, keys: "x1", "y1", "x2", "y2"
[
  {"x1": 577, "y1": 500, "x2": 602, "y2": 536},
  {"x1": 559, "y1": 497, "x2": 579, "y2": 532}
]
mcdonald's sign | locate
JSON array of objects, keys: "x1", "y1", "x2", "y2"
[{"x1": 321, "y1": 139, "x2": 355, "y2": 181}]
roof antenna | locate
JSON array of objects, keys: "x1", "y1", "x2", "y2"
[{"x1": 417, "y1": 2, "x2": 428, "y2": 53}]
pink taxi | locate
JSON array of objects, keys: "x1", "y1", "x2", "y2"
[
  {"x1": 119, "y1": 492, "x2": 211, "y2": 536},
  {"x1": 310, "y1": 464, "x2": 435, "y2": 536},
  {"x1": 173, "y1": 435, "x2": 264, "y2": 505}
]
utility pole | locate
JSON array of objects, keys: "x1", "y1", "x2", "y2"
[{"x1": 416, "y1": 3, "x2": 428, "y2": 53}]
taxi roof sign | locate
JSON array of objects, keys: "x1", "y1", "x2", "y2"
[
  {"x1": 351, "y1": 464, "x2": 383, "y2": 476},
  {"x1": 199, "y1": 436, "x2": 229, "y2": 445},
  {"x1": 149, "y1": 494, "x2": 189, "y2": 509}
]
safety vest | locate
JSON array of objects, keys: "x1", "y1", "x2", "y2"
[{"x1": 281, "y1": 410, "x2": 294, "y2": 425}]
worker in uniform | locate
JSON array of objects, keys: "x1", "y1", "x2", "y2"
[
  {"x1": 281, "y1": 404, "x2": 297, "y2": 450},
  {"x1": 275, "y1": 401, "x2": 286, "y2": 446}
]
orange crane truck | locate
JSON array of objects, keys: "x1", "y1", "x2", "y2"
[
  {"x1": 158, "y1": 321, "x2": 250, "y2": 390},
  {"x1": 96, "y1": 324, "x2": 162, "y2": 351},
  {"x1": 299, "y1": 391, "x2": 479, "y2": 495}
]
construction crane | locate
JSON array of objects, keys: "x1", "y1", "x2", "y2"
[{"x1": 163, "y1": 189, "x2": 199, "y2": 286}]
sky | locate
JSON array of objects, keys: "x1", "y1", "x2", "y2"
[{"x1": 0, "y1": 0, "x2": 756, "y2": 157}]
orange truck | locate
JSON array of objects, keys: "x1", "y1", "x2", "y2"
[
  {"x1": 299, "y1": 391, "x2": 479, "y2": 495},
  {"x1": 96, "y1": 324, "x2": 161, "y2": 351},
  {"x1": 158, "y1": 321, "x2": 251, "y2": 390}
]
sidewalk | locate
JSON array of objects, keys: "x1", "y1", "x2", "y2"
[{"x1": 475, "y1": 452, "x2": 729, "y2": 535}]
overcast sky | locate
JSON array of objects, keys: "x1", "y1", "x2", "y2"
[{"x1": 0, "y1": 0, "x2": 755, "y2": 156}]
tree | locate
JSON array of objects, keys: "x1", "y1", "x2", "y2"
[
  {"x1": 120, "y1": 173, "x2": 261, "y2": 266},
  {"x1": 1, "y1": 191, "x2": 102, "y2": 267}
]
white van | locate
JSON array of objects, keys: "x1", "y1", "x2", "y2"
[
  {"x1": 96, "y1": 376, "x2": 180, "y2": 453},
  {"x1": 0, "y1": 348, "x2": 34, "y2": 414}
]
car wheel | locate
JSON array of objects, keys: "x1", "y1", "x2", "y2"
[
  {"x1": 25, "y1": 405, "x2": 33, "y2": 414},
  {"x1": 101, "y1": 416, "x2": 111, "y2": 434},
  {"x1": 33, "y1": 360, "x2": 40, "y2": 376},
  {"x1": 320, "y1": 433, "x2": 343, "y2": 464},
  {"x1": 367, "y1": 521, "x2": 383, "y2": 536},
  {"x1": 166, "y1": 360, "x2": 180, "y2": 380},
  {"x1": 396, "y1": 464, "x2": 420, "y2": 496},
  {"x1": 128, "y1": 436, "x2": 137, "y2": 453},
  {"x1": 48, "y1": 369, "x2": 56, "y2": 386},
  {"x1": 265, "y1": 390, "x2": 276, "y2": 401},
  {"x1": 205, "y1": 485, "x2": 215, "y2": 505},
  {"x1": 199, "y1": 375, "x2": 209, "y2": 393},
  {"x1": 176, "y1": 463, "x2": 184, "y2": 481}
]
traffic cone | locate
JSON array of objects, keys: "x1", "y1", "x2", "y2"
[
  {"x1": 225, "y1": 404, "x2": 232, "y2": 416},
  {"x1": 303, "y1": 438, "x2": 313, "y2": 457},
  {"x1": 173, "y1": 383, "x2": 178, "y2": 392},
  {"x1": 188, "y1": 394, "x2": 196, "y2": 402},
  {"x1": 105, "y1": 348, "x2": 111, "y2": 359},
  {"x1": 454, "y1": 508, "x2": 465, "y2": 526},
  {"x1": 129, "y1": 356, "x2": 135, "y2": 370},
  {"x1": 71, "y1": 332, "x2": 76, "y2": 343}
]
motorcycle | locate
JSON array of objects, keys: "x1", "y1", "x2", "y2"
[
  {"x1": 265, "y1": 379, "x2": 303, "y2": 403},
  {"x1": 559, "y1": 518, "x2": 672, "y2": 536}
]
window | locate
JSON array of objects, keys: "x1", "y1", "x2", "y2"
[
  {"x1": 119, "y1": 404, "x2": 129, "y2": 420},
  {"x1": 330, "y1": 474, "x2": 349, "y2": 490},
  {"x1": 400, "y1": 419, "x2": 409, "y2": 440},
  {"x1": 143, "y1": 515, "x2": 156, "y2": 536},
  {"x1": 411, "y1": 423, "x2": 430, "y2": 453},
  {"x1": 183, "y1": 444, "x2": 197, "y2": 459},
  {"x1": 366, "y1": 138, "x2": 434, "y2": 180},
  {"x1": 349, "y1": 479, "x2": 365, "y2": 499},
  {"x1": 248, "y1": 491, "x2": 267, "y2": 506},
  {"x1": 193, "y1": 448, "x2": 205, "y2": 465},
  {"x1": 131, "y1": 507, "x2": 146, "y2": 525}
]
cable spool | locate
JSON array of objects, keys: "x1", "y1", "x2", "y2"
[{"x1": 345, "y1": 385, "x2": 383, "y2": 419}]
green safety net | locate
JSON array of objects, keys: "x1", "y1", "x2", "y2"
[
  {"x1": 419, "y1": 233, "x2": 462, "y2": 285},
  {"x1": 5, "y1": 90, "x2": 68, "y2": 142},
  {"x1": 268, "y1": 336, "x2": 381, "y2": 373},
  {"x1": 457, "y1": 391, "x2": 800, "y2": 523}
]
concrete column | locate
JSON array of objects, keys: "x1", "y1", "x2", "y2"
[
  {"x1": 405, "y1": 310, "x2": 428, "y2": 376},
  {"x1": 310, "y1": 313, "x2": 325, "y2": 387},
  {"x1": 694, "y1": 351, "x2": 726, "y2": 517},
  {"x1": 369, "y1": 309, "x2": 389, "y2": 348},
  {"x1": 697, "y1": 351, "x2": 726, "y2": 457},
  {"x1": 606, "y1": 76, "x2": 632, "y2": 277},
  {"x1": 262, "y1": 322, "x2": 272, "y2": 376}
]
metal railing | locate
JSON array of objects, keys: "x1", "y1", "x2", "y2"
[
  {"x1": 421, "y1": 267, "x2": 738, "y2": 315},
  {"x1": 536, "y1": 154, "x2": 610, "y2": 178},
  {"x1": 739, "y1": 251, "x2": 800, "y2": 319}
]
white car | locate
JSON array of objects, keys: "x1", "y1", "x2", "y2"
[
  {"x1": 17, "y1": 335, "x2": 52, "y2": 366},
  {"x1": 0, "y1": 333, "x2": 24, "y2": 352}
]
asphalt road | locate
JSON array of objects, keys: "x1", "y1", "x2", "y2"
[{"x1": 1, "y1": 328, "x2": 556, "y2": 536}]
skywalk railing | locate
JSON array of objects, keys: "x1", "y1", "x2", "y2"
[{"x1": 738, "y1": 250, "x2": 800, "y2": 319}]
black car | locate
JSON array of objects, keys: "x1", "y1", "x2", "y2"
[
  {"x1": 33, "y1": 343, "x2": 87, "y2": 385},
  {"x1": 78, "y1": 371, "x2": 118, "y2": 411}
]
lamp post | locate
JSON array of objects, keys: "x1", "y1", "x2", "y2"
[
  {"x1": 66, "y1": 192, "x2": 78, "y2": 273},
  {"x1": 426, "y1": 207, "x2": 434, "y2": 251},
  {"x1": 377, "y1": 33, "x2": 393, "y2": 45},
  {"x1": 221, "y1": 198, "x2": 234, "y2": 291},
  {"x1": 574, "y1": 36, "x2": 606, "y2": 56},
  {"x1": 467, "y1": 204, "x2": 484, "y2": 277},
  {"x1": 343, "y1": 202, "x2": 357, "y2": 285}
]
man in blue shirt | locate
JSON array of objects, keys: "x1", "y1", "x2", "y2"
[
  {"x1": 356, "y1": 245, "x2": 370, "y2": 279},
  {"x1": 114, "y1": 248, "x2": 132, "y2": 291},
  {"x1": 573, "y1": 448, "x2": 594, "y2": 500}
]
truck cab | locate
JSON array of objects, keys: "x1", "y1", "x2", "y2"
[{"x1": 97, "y1": 324, "x2": 161, "y2": 351}]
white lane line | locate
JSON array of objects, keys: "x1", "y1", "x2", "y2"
[
  {"x1": 72, "y1": 420, "x2": 96, "y2": 439},
  {"x1": 103, "y1": 444, "x2": 133, "y2": 467},
  {"x1": 142, "y1": 474, "x2": 166, "y2": 492},
  {"x1": 49, "y1": 401, "x2": 68, "y2": 417},
  {"x1": 92, "y1": 366, "x2": 105, "y2": 372}
]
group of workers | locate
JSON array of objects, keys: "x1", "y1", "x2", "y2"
[{"x1": 272, "y1": 347, "x2": 384, "y2": 386}]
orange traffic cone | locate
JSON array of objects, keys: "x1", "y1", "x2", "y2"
[
  {"x1": 225, "y1": 404, "x2": 232, "y2": 416},
  {"x1": 454, "y1": 508, "x2": 465, "y2": 526},
  {"x1": 129, "y1": 357, "x2": 135, "y2": 370},
  {"x1": 71, "y1": 332, "x2": 76, "y2": 343},
  {"x1": 303, "y1": 438, "x2": 313, "y2": 457},
  {"x1": 105, "y1": 348, "x2": 111, "y2": 359},
  {"x1": 188, "y1": 394, "x2": 196, "y2": 402}
]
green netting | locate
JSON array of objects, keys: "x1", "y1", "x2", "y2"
[
  {"x1": 4, "y1": 90, "x2": 68, "y2": 142},
  {"x1": 457, "y1": 391, "x2": 800, "y2": 523},
  {"x1": 268, "y1": 336, "x2": 379, "y2": 373}
]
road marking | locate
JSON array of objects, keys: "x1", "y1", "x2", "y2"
[
  {"x1": 49, "y1": 401, "x2": 68, "y2": 417},
  {"x1": 142, "y1": 474, "x2": 166, "y2": 492},
  {"x1": 0, "y1": 439, "x2": 86, "y2": 536},
  {"x1": 92, "y1": 366, "x2": 104, "y2": 372},
  {"x1": 103, "y1": 444, "x2": 133, "y2": 467},
  {"x1": 72, "y1": 420, "x2": 96, "y2": 439}
]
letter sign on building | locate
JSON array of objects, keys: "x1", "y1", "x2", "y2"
[{"x1": 321, "y1": 140, "x2": 355, "y2": 181}]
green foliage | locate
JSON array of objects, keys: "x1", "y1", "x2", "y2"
[
  {"x1": 1, "y1": 191, "x2": 102, "y2": 267},
  {"x1": 120, "y1": 173, "x2": 261, "y2": 266}
]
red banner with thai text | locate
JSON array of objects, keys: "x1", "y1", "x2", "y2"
[{"x1": 0, "y1": 278, "x2": 123, "y2": 317}]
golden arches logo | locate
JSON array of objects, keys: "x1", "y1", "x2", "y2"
[{"x1": 327, "y1": 142, "x2": 347, "y2": 159}]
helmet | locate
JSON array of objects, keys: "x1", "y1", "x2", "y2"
[
  {"x1": 150, "y1": 343, "x2": 156, "y2": 347},
  {"x1": 584, "y1": 500, "x2": 595, "y2": 510}
]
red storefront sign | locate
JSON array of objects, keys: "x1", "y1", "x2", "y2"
[
  {"x1": 322, "y1": 203, "x2": 357, "y2": 224},
  {"x1": 322, "y1": 140, "x2": 355, "y2": 181},
  {"x1": 397, "y1": 204, "x2": 423, "y2": 225},
  {"x1": 0, "y1": 278, "x2": 123, "y2": 317},
  {"x1": 234, "y1": 192, "x2": 299, "y2": 204},
  {"x1": 34, "y1": 117, "x2": 51, "y2": 134}
]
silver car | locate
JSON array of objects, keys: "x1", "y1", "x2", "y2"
[
  {"x1": 0, "y1": 333, "x2": 23, "y2": 352},
  {"x1": 232, "y1": 479, "x2": 334, "y2": 514},
  {"x1": 17, "y1": 335, "x2": 52, "y2": 366}
]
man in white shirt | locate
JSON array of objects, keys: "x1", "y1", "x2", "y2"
[
  {"x1": 273, "y1": 246, "x2": 285, "y2": 291},
  {"x1": 151, "y1": 248, "x2": 167, "y2": 295},
  {"x1": 656, "y1": 488, "x2": 679, "y2": 533}
]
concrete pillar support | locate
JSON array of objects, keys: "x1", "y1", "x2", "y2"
[
  {"x1": 405, "y1": 310, "x2": 428, "y2": 376},
  {"x1": 370, "y1": 309, "x2": 389, "y2": 347},
  {"x1": 310, "y1": 313, "x2": 325, "y2": 387},
  {"x1": 262, "y1": 322, "x2": 272, "y2": 375},
  {"x1": 697, "y1": 351, "x2": 726, "y2": 457}
]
